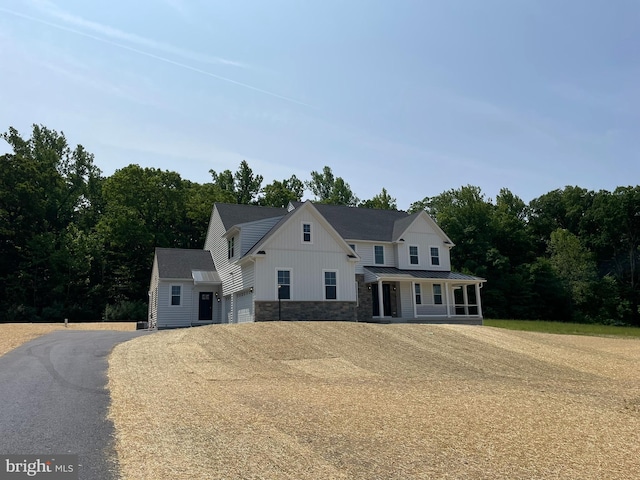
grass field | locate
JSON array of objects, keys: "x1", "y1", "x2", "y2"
[
  {"x1": 0, "y1": 322, "x2": 136, "y2": 357},
  {"x1": 484, "y1": 319, "x2": 640, "y2": 337},
  {"x1": 108, "y1": 322, "x2": 640, "y2": 479}
]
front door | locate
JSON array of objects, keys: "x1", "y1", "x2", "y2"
[
  {"x1": 198, "y1": 292, "x2": 213, "y2": 321},
  {"x1": 372, "y1": 284, "x2": 392, "y2": 317}
]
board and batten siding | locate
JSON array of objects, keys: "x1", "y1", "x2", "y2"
[
  {"x1": 253, "y1": 209, "x2": 356, "y2": 302},
  {"x1": 397, "y1": 222, "x2": 451, "y2": 270}
]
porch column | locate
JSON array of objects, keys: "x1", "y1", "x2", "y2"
[
  {"x1": 462, "y1": 285, "x2": 469, "y2": 316},
  {"x1": 475, "y1": 283, "x2": 483, "y2": 318},
  {"x1": 445, "y1": 282, "x2": 451, "y2": 318},
  {"x1": 377, "y1": 280, "x2": 384, "y2": 318}
]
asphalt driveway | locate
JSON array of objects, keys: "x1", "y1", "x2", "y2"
[{"x1": 0, "y1": 329, "x2": 149, "y2": 480}]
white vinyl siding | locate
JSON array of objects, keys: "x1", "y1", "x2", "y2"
[
  {"x1": 252, "y1": 208, "x2": 356, "y2": 302},
  {"x1": 240, "y1": 217, "x2": 283, "y2": 256},
  {"x1": 396, "y1": 219, "x2": 451, "y2": 270},
  {"x1": 156, "y1": 281, "x2": 193, "y2": 328}
]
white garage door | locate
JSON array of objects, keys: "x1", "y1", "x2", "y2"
[{"x1": 236, "y1": 290, "x2": 254, "y2": 323}]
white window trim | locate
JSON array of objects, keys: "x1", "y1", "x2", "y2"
[
  {"x1": 170, "y1": 284, "x2": 182, "y2": 306},
  {"x1": 414, "y1": 282, "x2": 422, "y2": 305},
  {"x1": 323, "y1": 269, "x2": 339, "y2": 301},
  {"x1": 409, "y1": 245, "x2": 420, "y2": 265},
  {"x1": 302, "y1": 222, "x2": 313, "y2": 244},
  {"x1": 373, "y1": 245, "x2": 385, "y2": 265},
  {"x1": 429, "y1": 245, "x2": 441, "y2": 267},
  {"x1": 433, "y1": 283, "x2": 443, "y2": 305},
  {"x1": 276, "y1": 268, "x2": 292, "y2": 300}
]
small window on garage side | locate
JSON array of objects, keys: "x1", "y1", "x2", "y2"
[{"x1": 324, "y1": 270, "x2": 337, "y2": 300}]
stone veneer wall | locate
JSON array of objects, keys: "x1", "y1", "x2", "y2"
[
  {"x1": 254, "y1": 301, "x2": 357, "y2": 321},
  {"x1": 355, "y1": 274, "x2": 373, "y2": 322}
]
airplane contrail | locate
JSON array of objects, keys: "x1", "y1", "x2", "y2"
[{"x1": 0, "y1": 7, "x2": 314, "y2": 108}]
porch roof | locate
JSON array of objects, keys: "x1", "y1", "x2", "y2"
[{"x1": 364, "y1": 266, "x2": 485, "y2": 282}]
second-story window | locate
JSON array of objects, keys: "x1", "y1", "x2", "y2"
[
  {"x1": 430, "y1": 247, "x2": 440, "y2": 266},
  {"x1": 228, "y1": 237, "x2": 235, "y2": 259},
  {"x1": 374, "y1": 245, "x2": 384, "y2": 264},
  {"x1": 409, "y1": 246, "x2": 419, "y2": 265},
  {"x1": 302, "y1": 223, "x2": 312, "y2": 243}
]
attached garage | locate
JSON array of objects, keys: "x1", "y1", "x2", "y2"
[{"x1": 235, "y1": 289, "x2": 254, "y2": 323}]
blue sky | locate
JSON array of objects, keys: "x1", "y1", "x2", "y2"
[{"x1": 1, "y1": 0, "x2": 638, "y2": 210}]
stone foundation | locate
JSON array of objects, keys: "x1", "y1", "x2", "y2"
[{"x1": 254, "y1": 300, "x2": 357, "y2": 321}]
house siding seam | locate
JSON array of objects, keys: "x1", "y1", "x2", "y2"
[{"x1": 254, "y1": 301, "x2": 357, "y2": 321}]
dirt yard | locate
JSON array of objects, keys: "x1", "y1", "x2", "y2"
[
  {"x1": 0, "y1": 322, "x2": 136, "y2": 357},
  {"x1": 108, "y1": 322, "x2": 640, "y2": 479}
]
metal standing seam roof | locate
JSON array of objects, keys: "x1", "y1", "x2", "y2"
[
  {"x1": 155, "y1": 248, "x2": 216, "y2": 279},
  {"x1": 364, "y1": 266, "x2": 485, "y2": 282}
]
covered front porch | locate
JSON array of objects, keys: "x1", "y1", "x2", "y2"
[{"x1": 361, "y1": 267, "x2": 486, "y2": 325}]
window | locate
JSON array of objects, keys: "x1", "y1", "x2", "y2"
[
  {"x1": 348, "y1": 244, "x2": 356, "y2": 252},
  {"x1": 277, "y1": 270, "x2": 291, "y2": 299},
  {"x1": 409, "y1": 245, "x2": 419, "y2": 265},
  {"x1": 171, "y1": 285, "x2": 181, "y2": 306},
  {"x1": 433, "y1": 284, "x2": 443, "y2": 305},
  {"x1": 302, "y1": 223, "x2": 312, "y2": 243},
  {"x1": 414, "y1": 284, "x2": 422, "y2": 304},
  {"x1": 324, "y1": 271, "x2": 337, "y2": 300},
  {"x1": 227, "y1": 236, "x2": 235, "y2": 259},
  {"x1": 374, "y1": 245, "x2": 384, "y2": 264},
  {"x1": 430, "y1": 247, "x2": 440, "y2": 266}
]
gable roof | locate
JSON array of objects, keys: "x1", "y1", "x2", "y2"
[
  {"x1": 215, "y1": 203, "x2": 287, "y2": 231},
  {"x1": 291, "y1": 202, "x2": 414, "y2": 242},
  {"x1": 155, "y1": 248, "x2": 215, "y2": 279},
  {"x1": 244, "y1": 201, "x2": 359, "y2": 259}
]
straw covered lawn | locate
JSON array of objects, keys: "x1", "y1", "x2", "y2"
[
  {"x1": 108, "y1": 322, "x2": 640, "y2": 479},
  {"x1": 0, "y1": 322, "x2": 136, "y2": 357}
]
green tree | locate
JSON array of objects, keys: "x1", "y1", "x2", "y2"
[
  {"x1": 306, "y1": 166, "x2": 359, "y2": 206},
  {"x1": 259, "y1": 175, "x2": 304, "y2": 208},
  {"x1": 97, "y1": 165, "x2": 189, "y2": 304},
  {"x1": 0, "y1": 125, "x2": 102, "y2": 321},
  {"x1": 359, "y1": 187, "x2": 397, "y2": 210},
  {"x1": 548, "y1": 228, "x2": 598, "y2": 321},
  {"x1": 209, "y1": 160, "x2": 263, "y2": 205}
]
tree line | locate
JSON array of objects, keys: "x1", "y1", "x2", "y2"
[{"x1": 1, "y1": 125, "x2": 638, "y2": 325}]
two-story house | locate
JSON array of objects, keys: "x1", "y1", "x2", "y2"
[{"x1": 148, "y1": 201, "x2": 485, "y2": 329}]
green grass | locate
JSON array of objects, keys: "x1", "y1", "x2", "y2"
[{"x1": 483, "y1": 319, "x2": 640, "y2": 338}]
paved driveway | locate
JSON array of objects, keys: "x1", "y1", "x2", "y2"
[{"x1": 0, "y1": 330, "x2": 149, "y2": 480}]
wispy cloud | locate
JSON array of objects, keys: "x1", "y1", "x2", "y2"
[
  {"x1": 29, "y1": 0, "x2": 246, "y2": 68},
  {"x1": 0, "y1": 3, "x2": 313, "y2": 108}
]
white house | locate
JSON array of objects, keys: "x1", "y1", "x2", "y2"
[{"x1": 148, "y1": 201, "x2": 485, "y2": 328}]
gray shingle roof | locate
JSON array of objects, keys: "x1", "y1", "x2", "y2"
[
  {"x1": 365, "y1": 266, "x2": 485, "y2": 282},
  {"x1": 300, "y1": 203, "x2": 413, "y2": 241},
  {"x1": 155, "y1": 248, "x2": 215, "y2": 279},
  {"x1": 215, "y1": 203, "x2": 288, "y2": 231}
]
